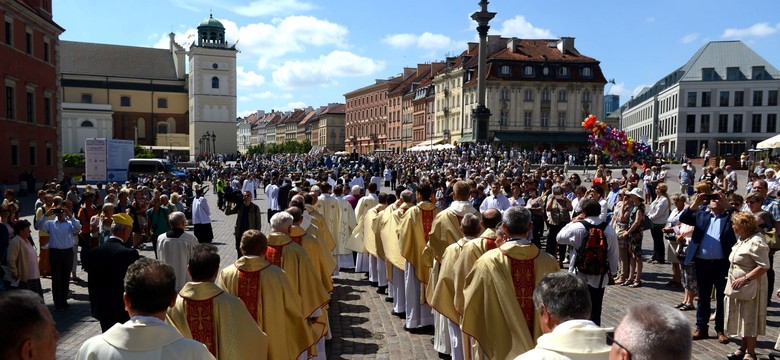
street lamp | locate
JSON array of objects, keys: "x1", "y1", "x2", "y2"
[
  {"x1": 199, "y1": 138, "x2": 203, "y2": 154},
  {"x1": 211, "y1": 132, "x2": 217, "y2": 154},
  {"x1": 203, "y1": 132, "x2": 210, "y2": 154}
]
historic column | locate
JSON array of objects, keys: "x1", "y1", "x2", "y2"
[{"x1": 471, "y1": 0, "x2": 495, "y2": 143}]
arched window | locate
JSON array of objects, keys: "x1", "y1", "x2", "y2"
[
  {"x1": 136, "y1": 118, "x2": 146, "y2": 139},
  {"x1": 80, "y1": 120, "x2": 94, "y2": 127},
  {"x1": 166, "y1": 117, "x2": 176, "y2": 133},
  {"x1": 212, "y1": 76, "x2": 220, "y2": 89}
]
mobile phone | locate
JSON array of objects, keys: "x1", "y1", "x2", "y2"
[{"x1": 702, "y1": 194, "x2": 718, "y2": 201}]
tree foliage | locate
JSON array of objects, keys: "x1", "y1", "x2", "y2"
[
  {"x1": 63, "y1": 153, "x2": 85, "y2": 168},
  {"x1": 134, "y1": 144, "x2": 155, "y2": 159}
]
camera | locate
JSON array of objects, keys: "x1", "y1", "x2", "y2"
[
  {"x1": 702, "y1": 193, "x2": 718, "y2": 201},
  {"x1": 53, "y1": 208, "x2": 64, "y2": 214}
]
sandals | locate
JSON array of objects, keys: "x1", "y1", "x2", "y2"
[
  {"x1": 679, "y1": 304, "x2": 696, "y2": 311},
  {"x1": 674, "y1": 303, "x2": 686, "y2": 309},
  {"x1": 621, "y1": 278, "x2": 634, "y2": 287},
  {"x1": 628, "y1": 281, "x2": 642, "y2": 288},
  {"x1": 727, "y1": 349, "x2": 745, "y2": 360}
]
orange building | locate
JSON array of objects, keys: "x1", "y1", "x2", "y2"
[{"x1": 0, "y1": 0, "x2": 64, "y2": 187}]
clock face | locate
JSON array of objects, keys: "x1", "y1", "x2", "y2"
[
  {"x1": 212, "y1": 63, "x2": 218, "y2": 69},
  {"x1": 543, "y1": 67, "x2": 549, "y2": 75}
]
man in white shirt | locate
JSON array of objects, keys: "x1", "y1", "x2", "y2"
[
  {"x1": 383, "y1": 167, "x2": 392, "y2": 188},
  {"x1": 158, "y1": 212, "x2": 199, "y2": 291},
  {"x1": 76, "y1": 259, "x2": 215, "y2": 360},
  {"x1": 479, "y1": 182, "x2": 511, "y2": 212},
  {"x1": 241, "y1": 175, "x2": 256, "y2": 199},
  {"x1": 265, "y1": 179, "x2": 280, "y2": 223},
  {"x1": 514, "y1": 273, "x2": 611, "y2": 360},
  {"x1": 349, "y1": 173, "x2": 365, "y2": 189},
  {"x1": 556, "y1": 199, "x2": 619, "y2": 326}
]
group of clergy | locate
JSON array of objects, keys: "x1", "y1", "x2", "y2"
[
  {"x1": 349, "y1": 180, "x2": 560, "y2": 360},
  {"x1": 159, "y1": 177, "x2": 560, "y2": 360}
]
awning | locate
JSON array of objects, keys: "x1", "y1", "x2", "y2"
[
  {"x1": 756, "y1": 134, "x2": 780, "y2": 149},
  {"x1": 457, "y1": 133, "x2": 475, "y2": 143},
  {"x1": 493, "y1": 132, "x2": 588, "y2": 143}
]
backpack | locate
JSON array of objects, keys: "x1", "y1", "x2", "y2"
[{"x1": 575, "y1": 221, "x2": 610, "y2": 276}]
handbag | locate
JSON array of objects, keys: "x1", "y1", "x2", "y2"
[
  {"x1": 763, "y1": 229, "x2": 780, "y2": 251},
  {"x1": 725, "y1": 273, "x2": 759, "y2": 301}
]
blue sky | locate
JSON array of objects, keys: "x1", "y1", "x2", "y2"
[{"x1": 54, "y1": 0, "x2": 780, "y2": 118}]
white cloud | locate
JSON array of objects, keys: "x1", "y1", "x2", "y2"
[
  {"x1": 721, "y1": 22, "x2": 780, "y2": 39},
  {"x1": 278, "y1": 101, "x2": 308, "y2": 111},
  {"x1": 494, "y1": 15, "x2": 554, "y2": 38},
  {"x1": 680, "y1": 33, "x2": 699, "y2": 44},
  {"x1": 237, "y1": 66, "x2": 266, "y2": 88},
  {"x1": 272, "y1": 50, "x2": 385, "y2": 89},
  {"x1": 382, "y1": 32, "x2": 456, "y2": 50},
  {"x1": 238, "y1": 91, "x2": 292, "y2": 102},
  {"x1": 233, "y1": 0, "x2": 314, "y2": 17}
]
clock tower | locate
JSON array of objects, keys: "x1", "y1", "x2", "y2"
[{"x1": 188, "y1": 14, "x2": 238, "y2": 159}]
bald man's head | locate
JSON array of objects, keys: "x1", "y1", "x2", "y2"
[{"x1": 482, "y1": 208, "x2": 502, "y2": 229}]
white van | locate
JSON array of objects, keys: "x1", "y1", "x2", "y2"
[{"x1": 127, "y1": 158, "x2": 186, "y2": 180}]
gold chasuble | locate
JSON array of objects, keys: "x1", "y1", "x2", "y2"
[
  {"x1": 346, "y1": 197, "x2": 380, "y2": 253},
  {"x1": 461, "y1": 242, "x2": 559, "y2": 360},
  {"x1": 217, "y1": 257, "x2": 313, "y2": 360},
  {"x1": 452, "y1": 228, "x2": 498, "y2": 316},
  {"x1": 303, "y1": 223, "x2": 337, "y2": 274},
  {"x1": 305, "y1": 205, "x2": 337, "y2": 252},
  {"x1": 266, "y1": 232, "x2": 330, "y2": 349},
  {"x1": 430, "y1": 237, "x2": 472, "y2": 324},
  {"x1": 424, "y1": 204, "x2": 476, "y2": 305},
  {"x1": 290, "y1": 226, "x2": 334, "y2": 293},
  {"x1": 398, "y1": 202, "x2": 439, "y2": 284},
  {"x1": 379, "y1": 203, "x2": 405, "y2": 279},
  {"x1": 356, "y1": 204, "x2": 385, "y2": 257},
  {"x1": 167, "y1": 281, "x2": 268, "y2": 360}
]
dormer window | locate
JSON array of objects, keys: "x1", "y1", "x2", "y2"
[
  {"x1": 581, "y1": 67, "x2": 592, "y2": 78},
  {"x1": 558, "y1": 66, "x2": 568, "y2": 77},
  {"x1": 500, "y1": 65, "x2": 511, "y2": 76},
  {"x1": 524, "y1": 66, "x2": 534, "y2": 76}
]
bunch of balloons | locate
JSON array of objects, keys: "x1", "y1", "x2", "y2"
[{"x1": 581, "y1": 114, "x2": 652, "y2": 163}]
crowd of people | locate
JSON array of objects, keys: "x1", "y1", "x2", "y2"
[{"x1": 3, "y1": 143, "x2": 780, "y2": 359}]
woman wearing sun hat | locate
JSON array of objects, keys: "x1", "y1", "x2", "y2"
[{"x1": 623, "y1": 187, "x2": 647, "y2": 288}]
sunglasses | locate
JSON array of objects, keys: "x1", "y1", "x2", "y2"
[{"x1": 606, "y1": 331, "x2": 631, "y2": 358}]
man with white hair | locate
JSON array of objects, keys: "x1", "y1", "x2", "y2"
[
  {"x1": 766, "y1": 168, "x2": 779, "y2": 197},
  {"x1": 267, "y1": 212, "x2": 330, "y2": 359},
  {"x1": 158, "y1": 212, "x2": 200, "y2": 291},
  {"x1": 609, "y1": 303, "x2": 691, "y2": 360}
]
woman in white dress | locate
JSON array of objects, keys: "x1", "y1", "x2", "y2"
[{"x1": 724, "y1": 212, "x2": 770, "y2": 360}]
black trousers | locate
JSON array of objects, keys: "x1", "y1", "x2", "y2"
[
  {"x1": 267, "y1": 209, "x2": 278, "y2": 224},
  {"x1": 694, "y1": 258, "x2": 728, "y2": 332},
  {"x1": 588, "y1": 284, "x2": 605, "y2": 326},
  {"x1": 235, "y1": 234, "x2": 243, "y2": 258},
  {"x1": 49, "y1": 248, "x2": 74, "y2": 308},
  {"x1": 650, "y1": 224, "x2": 666, "y2": 263},
  {"x1": 546, "y1": 224, "x2": 564, "y2": 260}
]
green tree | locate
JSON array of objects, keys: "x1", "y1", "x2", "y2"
[
  {"x1": 133, "y1": 144, "x2": 155, "y2": 158},
  {"x1": 62, "y1": 153, "x2": 85, "y2": 168}
]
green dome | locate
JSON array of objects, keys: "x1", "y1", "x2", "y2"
[{"x1": 199, "y1": 14, "x2": 224, "y2": 29}]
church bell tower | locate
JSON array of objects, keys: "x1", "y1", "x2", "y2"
[{"x1": 188, "y1": 14, "x2": 238, "y2": 160}]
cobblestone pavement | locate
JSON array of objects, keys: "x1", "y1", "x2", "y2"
[{"x1": 17, "y1": 165, "x2": 778, "y2": 359}]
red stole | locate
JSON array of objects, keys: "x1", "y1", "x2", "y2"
[
  {"x1": 290, "y1": 235, "x2": 303, "y2": 246},
  {"x1": 422, "y1": 209, "x2": 434, "y2": 242},
  {"x1": 238, "y1": 269, "x2": 261, "y2": 322},
  {"x1": 483, "y1": 237, "x2": 497, "y2": 252},
  {"x1": 502, "y1": 248, "x2": 538, "y2": 334},
  {"x1": 266, "y1": 245, "x2": 284, "y2": 268},
  {"x1": 184, "y1": 291, "x2": 223, "y2": 356}
]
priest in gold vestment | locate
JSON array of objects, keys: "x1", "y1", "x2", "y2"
[
  {"x1": 379, "y1": 193, "x2": 406, "y2": 315},
  {"x1": 167, "y1": 244, "x2": 268, "y2": 360},
  {"x1": 425, "y1": 181, "x2": 479, "y2": 356},
  {"x1": 217, "y1": 230, "x2": 315, "y2": 360},
  {"x1": 430, "y1": 214, "x2": 482, "y2": 360},
  {"x1": 266, "y1": 212, "x2": 330, "y2": 359},
  {"x1": 347, "y1": 183, "x2": 379, "y2": 273},
  {"x1": 461, "y1": 207, "x2": 559, "y2": 360}
]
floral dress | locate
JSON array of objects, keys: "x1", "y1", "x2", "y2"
[{"x1": 627, "y1": 204, "x2": 646, "y2": 257}]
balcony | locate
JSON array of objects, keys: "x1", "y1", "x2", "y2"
[{"x1": 443, "y1": 107, "x2": 450, "y2": 114}]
